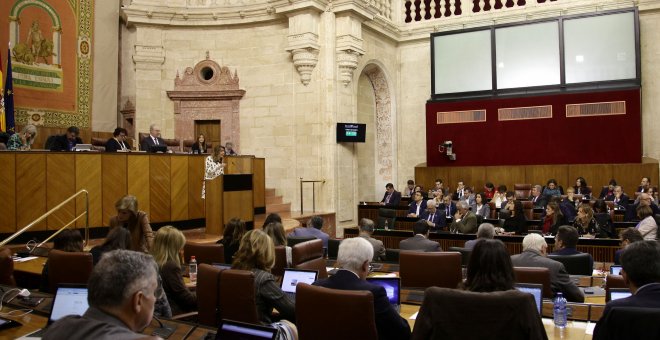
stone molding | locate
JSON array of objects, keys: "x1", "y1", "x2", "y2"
[{"x1": 133, "y1": 44, "x2": 165, "y2": 69}]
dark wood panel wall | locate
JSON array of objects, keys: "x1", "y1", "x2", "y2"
[
  {"x1": 0, "y1": 153, "x2": 265, "y2": 234},
  {"x1": 414, "y1": 163, "x2": 659, "y2": 196}
]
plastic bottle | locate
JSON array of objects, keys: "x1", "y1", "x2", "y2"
[
  {"x1": 384, "y1": 219, "x2": 389, "y2": 231},
  {"x1": 189, "y1": 256, "x2": 198, "y2": 284},
  {"x1": 553, "y1": 292, "x2": 567, "y2": 328}
]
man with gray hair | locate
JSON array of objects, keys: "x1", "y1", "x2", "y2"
[
  {"x1": 313, "y1": 237, "x2": 411, "y2": 340},
  {"x1": 420, "y1": 199, "x2": 445, "y2": 231},
  {"x1": 359, "y1": 218, "x2": 386, "y2": 261},
  {"x1": 511, "y1": 234, "x2": 584, "y2": 302},
  {"x1": 464, "y1": 223, "x2": 495, "y2": 250},
  {"x1": 140, "y1": 123, "x2": 166, "y2": 152},
  {"x1": 449, "y1": 200, "x2": 478, "y2": 234},
  {"x1": 530, "y1": 184, "x2": 547, "y2": 208},
  {"x1": 44, "y1": 250, "x2": 160, "y2": 339}
]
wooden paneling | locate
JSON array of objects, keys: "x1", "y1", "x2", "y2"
[
  {"x1": 102, "y1": 154, "x2": 127, "y2": 225},
  {"x1": 76, "y1": 154, "x2": 102, "y2": 228},
  {"x1": 16, "y1": 154, "x2": 47, "y2": 231},
  {"x1": 127, "y1": 155, "x2": 150, "y2": 216},
  {"x1": 170, "y1": 156, "x2": 188, "y2": 221},
  {"x1": 253, "y1": 158, "x2": 265, "y2": 209},
  {"x1": 150, "y1": 156, "x2": 171, "y2": 222},
  {"x1": 226, "y1": 156, "x2": 253, "y2": 174},
  {"x1": 569, "y1": 164, "x2": 612, "y2": 195},
  {"x1": 484, "y1": 166, "x2": 525, "y2": 191},
  {"x1": 205, "y1": 177, "x2": 224, "y2": 236},
  {"x1": 188, "y1": 156, "x2": 205, "y2": 219},
  {"x1": 525, "y1": 165, "x2": 569, "y2": 189},
  {"x1": 46, "y1": 154, "x2": 76, "y2": 230},
  {"x1": 448, "y1": 167, "x2": 486, "y2": 192},
  {"x1": 0, "y1": 154, "x2": 16, "y2": 233},
  {"x1": 611, "y1": 163, "x2": 657, "y2": 195},
  {"x1": 224, "y1": 191, "x2": 254, "y2": 224}
]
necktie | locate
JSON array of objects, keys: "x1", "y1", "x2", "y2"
[
  {"x1": 153, "y1": 137, "x2": 158, "y2": 145},
  {"x1": 385, "y1": 193, "x2": 391, "y2": 203},
  {"x1": 428, "y1": 213, "x2": 434, "y2": 222}
]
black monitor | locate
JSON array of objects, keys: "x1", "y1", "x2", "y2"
[{"x1": 336, "y1": 123, "x2": 366, "y2": 143}]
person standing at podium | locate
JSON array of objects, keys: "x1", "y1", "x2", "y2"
[{"x1": 202, "y1": 145, "x2": 225, "y2": 199}]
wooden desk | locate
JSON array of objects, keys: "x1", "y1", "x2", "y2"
[
  {"x1": 13, "y1": 256, "x2": 47, "y2": 289},
  {"x1": 141, "y1": 318, "x2": 197, "y2": 339},
  {"x1": 0, "y1": 307, "x2": 48, "y2": 339}
]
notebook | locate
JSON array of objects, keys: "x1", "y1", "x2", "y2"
[
  {"x1": 72, "y1": 144, "x2": 93, "y2": 152},
  {"x1": 215, "y1": 319, "x2": 278, "y2": 340},
  {"x1": 366, "y1": 277, "x2": 401, "y2": 312},
  {"x1": 280, "y1": 269, "x2": 318, "y2": 301},
  {"x1": 20, "y1": 286, "x2": 89, "y2": 339},
  {"x1": 515, "y1": 283, "x2": 543, "y2": 315},
  {"x1": 609, "y1": 288, "x2": 632, "y2": 301},
  {"x1": 610, "y1": 265, "x2": 622, "y2": 275}
]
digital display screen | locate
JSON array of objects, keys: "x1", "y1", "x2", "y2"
[{"x1": 337, "y1": 123, "x2": 366, "y2": 143}]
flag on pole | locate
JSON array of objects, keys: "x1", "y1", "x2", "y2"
[
  {"x1": 0, "y1": 50, "x2": 5, "y2": 132},
  {"x1": 3, "y1": 48, "x2": 15, "y2": 134}
]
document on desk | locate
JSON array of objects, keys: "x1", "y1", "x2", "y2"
[
  {"x1": 370, "y1": 273, "x2": 398, "y2": 278},
  {"x1": 409, "y1": 312, "x2": 418, "y2": 320},
  {"x1": 585, "y1": 322, "x2": 596, "y2": 335},
  {"x1": 13, "y1": 256, "x2": 38, "y2": 263}
]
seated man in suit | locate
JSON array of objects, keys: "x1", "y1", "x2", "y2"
[
  {"x1": 313, "y1": 237, "x2": 411, "y2": 340},
  {"x1": 399, "y1": 220, "x2": 441, "y2": 252},
  {"x1": 105, "y1": 127, "x2": 130, "y2": 152},
  {"x1": 49, "y1": 126, "x2": 83, "y2": 151},
  {"x1": 44, "y1": 250, "x2": 159, "y2": 338},
  {"x1": 289, "y1": 215, "x2": 329, "y2": 249},
  {"x1": 428, "y1": 178, "x2": 449, "y2": 198},
  {"x1": 452, "y1": 180, "x2": 466, "y2": 200},
  {"x1": 404, "y1": 179, "x2": 415, "y2": 197},
  {"x1": 511, "y1": 233, "x2": 584, "y2": 302},
  {"x1": 406, "y1": 192, "x2": 427, "y2": 218},
  {"x1": 637, "y1": 177, "x2": 651, "y2": 193},
  {"x1": 439, "y1": 195, "x2": 456, "y2": 220},
  {"x1": 529, "y1": 185, "x2": 547, "y2": 208},
  {"x1": 449, "y1": 201, "x2": 478, "y2": 234},
  {"x1": 624, "y1": 193, "x2": 660, "y2": 221},
  {"x1": 550, "y1": 226, "x2": 594, "y2": 269},
  {"x1": 594, "y1": 241, "x2": 660, "y2": 337},
  {"x1": 420, "y1": 199, "x2": 445, "y2": 232},
  {"x1": 225, "y1": 141, "x2": 238, "y2": 156},
  {"x1": 464, "y1": 223, "x2": 495, "y2": 250},
  {"x1": 605, "y1": 185, "x2": 629, "y2": 208},
  {"x1": 140, "y1": 124, "x2": 167, "y2": 152},
  {"x1": 358, "y1": 218, "x2": 386, "y2": 261},
  {"x1": 379, "y1": 183, "x2": 401, "y2": 207}
]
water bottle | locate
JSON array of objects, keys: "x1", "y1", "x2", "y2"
[
  {"x1": 189, "y1": 256, "x2": 198, "y2": 284},
  {"x1": 553, "y1": 292, "x2": 567, "y2": 328},
  {"x1": 384, "y1": 219, "x2": 389, "y2": 231}
]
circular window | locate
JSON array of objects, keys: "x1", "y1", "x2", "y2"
[{"x1": 200, "y1": 67, "x2": 214, "y2": 81}]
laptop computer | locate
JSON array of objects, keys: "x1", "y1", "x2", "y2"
[
  {"x1": 515, "y1": 283, "x2": 543, "y2": 315},
  {"x1": 366, "y1": 277, "x2": 401, "y2": 313},
  {"x1": 214, "y1": 319, "x2": 278, "y2": 340},
  {"x1": 280, "y1": 269, "x2": 318, "y2": 301},
  {"x1": 72, "y1": 144, "x2": 93, "y2": 152},
  {"x1": 608, "y1": 288, "x2": 632, "y2": 301},
  {"x1": 20, "y1": 286, "x2": 89, "y2": 339},
  {"x1": 610, "y1": 265, "x2": 623, "y2": 275}
]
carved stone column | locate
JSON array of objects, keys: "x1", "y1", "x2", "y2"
[
  {"x1": 334, "y1": 8, "x2": 370, "y2": 86},
  {"x1": 277, "y1": 6, "x2": 324, "y2": 86}
]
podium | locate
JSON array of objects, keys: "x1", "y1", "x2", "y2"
[{"x1": 205, "y1": 173, "x2": 254, "y2": 236}]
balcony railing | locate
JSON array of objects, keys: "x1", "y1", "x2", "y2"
[{"x1": 403, "y1": 0, "x2": 558, "y2": 23}]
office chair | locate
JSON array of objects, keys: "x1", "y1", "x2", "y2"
[
  {"x1": 292, "y1": 239, "x2": 327, "y2": 278},
  {"x1": 547, "y1": 253, "x2": 593, "y2": 276},
  {"x1": 513, "y1": 266, "x2": 553, "y2": 299},
  {"x1": 399, "y1": 251, "x2": 461, "y2": 289},
  {"x1": 183, "y1": 241, "x2": 225, "y2": 265}
]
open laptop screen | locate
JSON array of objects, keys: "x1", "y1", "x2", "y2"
[
  {"x1": 515, "y1": 283, "x2": 542, "y2": 314},
  {"x1": 49, "y1": 286, "x2": 89, "y2": 325},
  {"x1": 366, "y1": 277, "x2": 401, "y2": 306},
  {"x1": 610, "y1": 265, "x2": 622, "y2": 275},
  {"x1": 609, "y1": 288, "x2": 632, "y2": 301},
  {"x1": 280, "y1": 269, "x2": 318, "y2": 295},
  {"x1": 216, "y1": 319, "x2": 278, "y2": 340}
]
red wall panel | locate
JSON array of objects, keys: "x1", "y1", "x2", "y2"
[{"x1": 425, "y1": 89, "x2": 641, "y2": 167}]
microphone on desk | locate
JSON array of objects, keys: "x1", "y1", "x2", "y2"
[{"x1": 151, "y1": 316, "x2": 177, "y2": 339}]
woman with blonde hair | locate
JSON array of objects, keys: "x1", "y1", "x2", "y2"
[
  {"x1": 7, "y1": 124, "x2": 37, "y2": 150},
  {"x1": 573, "y1": 203, "x2": 598, "y2": 236},
  {"x1": 263, "y1": 221, "x2": 292, "y2": 266},
  {"x1": 109, "y1": 195, "x2": 154, "y2": 252},
  {"x1": 202, "y1": 145, "x2": 225, "y2": 198},
  {"x1": 232, "y1": 229, "x2": 295, "y2": 324},
  {"x1": 151, "y1": 226, "x2": 196, "y2": 315}
]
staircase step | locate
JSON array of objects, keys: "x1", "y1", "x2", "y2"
[
  {"x1": 267, "y1": 202, "x2": 291, "y2": 213},
  {"x1": 266, "y1": 195, "x2": 283, "y2": 205},
  {"x1": 265, "y1": 188, "x2": 277, "y2": 197}
]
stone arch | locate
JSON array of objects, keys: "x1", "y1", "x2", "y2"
[{"x1": 355, "y1": 61, "x2": 396, "y2": 200}]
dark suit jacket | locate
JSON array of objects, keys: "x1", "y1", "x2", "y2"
[
  {"x1": 313, "y1": 270, "x2": 411, "y2": 340},
  {"x1": 438, "y1": 202, "x2": 456, "y2": 219},
  {"x1": 549, "y1": 247, "x2": 594, "y2": 269},
  {"x1": 510, "y1": 250, "x2": 584, "y2": 303},
  {"x1": 420, "y1": 210, "x2": 445, "y2": 231},
  {"x1": 599, "y1": 187, "x2": 613, "y2": 199},
  {"x1": 604, "y1": 194, "x2": 629, "y2": 207},
  {"x1": 381, "y1": 191, "x2": 402, "y2": 206},
  {"x1": 140, "y1": 135, "x2": 167, "y2": 152},
  {"x1": 594, "y1": 283, "x2": 660, "y2": 340},
  {"x1": 625, "y1": 202, "x2": 660, "y2": 221},
  {"x1": 191, "y1": 143, "x2": 207, "y2": 154},
  {"x1": 529, "y1": 194, "x2": 547, "y2": 208},
  {"x1": 574, "y1": 186, "x2": 592, "y2": 197},
  {"x1": 104, "y1": 138, "x2": 130, "y2": 152},
  {"x1": 399, "y1": 235, "x2": 441, "y2": 252},
  {"x1": 407, "y1": 200, "x2": 427, "y2": 216},
  {"x1": 49, "y1": 134, "x2": 83, "y2": 151}
]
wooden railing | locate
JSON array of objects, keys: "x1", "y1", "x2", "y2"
[{"x1": 403, "y1": 0, "x2": 559, "y2": 23}]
